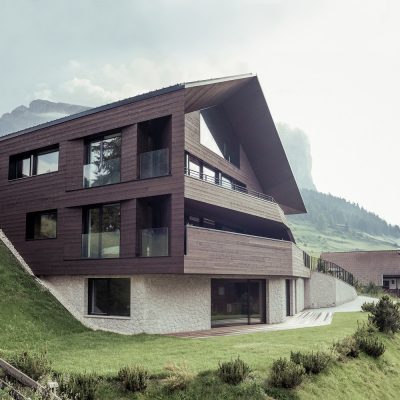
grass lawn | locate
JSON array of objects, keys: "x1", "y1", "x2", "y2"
[{"x1": 1, "y1": 241, "x2": 400, "y2": 399}]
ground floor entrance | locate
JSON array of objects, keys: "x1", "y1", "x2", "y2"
[{"x1": 211, "y1": 279, "x2": 266, "y2": 327}]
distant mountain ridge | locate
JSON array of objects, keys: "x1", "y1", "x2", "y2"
[{"x1": 0, "y1": 99, "x2": 90, "y2": 136}]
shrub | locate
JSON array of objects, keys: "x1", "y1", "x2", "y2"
[
  {"x1": 217, "y1": 357, "x2": 251, "y2": 385},
  {"x1": 7, "y1": 350, "x2": 52, "y2": 381},
  {"x1": 358, "y1": 336, "x2": 386, "y2": 358},
  {"x1": 333, "y1": 336, "x2": 360, "y2": 361},
  {"x1": 59, "y1": 372, "x2": 100, "y2": 400},
  {"x1": 363, "y1": 296, "x2": 400, "y2": 334},
  {"x1": 290, "y1": 351, "x2": 331, "y2": 374},
  {"x1": 163, "y1": 362, "x2": 194, "y2": 392},
  {"x1": 117, "y1": 365, "x2": 149, "y2": 393},
  {"x1": 268, "y1": 358, "x2": 305, "y2": 389}
]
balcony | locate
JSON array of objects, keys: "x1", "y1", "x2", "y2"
[
  {"x1": 184, "y1": 225, "x2": 310, "y2": 277},
  {"x1": 83, "y1": 158, "x2": 120, "y2": 188},
  {"x1": 139, "y1": 227, "x2": 169, "y2": 257},
  {"x1": 82, "y1": 232, "x2": 120, "y2": 258},
  {"x1": 184, "y1": 171, "x2": 287, "y2": 225},
  {"x1": 139, "y1": 148, "x2": 170, "y2": 179}
]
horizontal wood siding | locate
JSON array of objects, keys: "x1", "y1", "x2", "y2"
[
  {"x1": 0, "y1": 90, "x2": 186, "y2": 275},
  {"x1": 184, "y1": 226, "x2": 310, "y2": 278},
  {"x1": 184, "y1": 175, "x2": 287, "y2": 225}
]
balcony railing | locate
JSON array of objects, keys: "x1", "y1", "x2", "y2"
[
  {"x1": 185, "y1": 168, "x2": 276, "y2": 203},
  {"x1": 140, "y1": 148, "x2": 170, "y2": 179},
  {"x1": 303, "y1": 252, "x2": 356, "y2": 286},
  {"x1": 140, "y1": 227, "x2": 169, "y2": 257},
  {"x1": 83, "y1": 158, "x2": 120, "y2": 188},
  {"x1": 82, "y1": 232, "x2": 120, "y2": 258}
]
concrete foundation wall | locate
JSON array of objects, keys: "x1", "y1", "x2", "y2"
[
  {"x1": 43, "y1": 275, "x2": 211, "y2": 334},
  {"x1": 308, "y1": 272, "x2": 357, "y2": 308},
  {"x1": 266, "y1": 278, "x2": 286, "y2": 323},
  {"x1": 295, "y1": 278, "x2": 305, "y2": 313}
]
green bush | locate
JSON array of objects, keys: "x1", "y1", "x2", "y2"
[
  {"x1": 217, "y1": 357, "x2": 251, "y2": 385},
  {"x1": 117, "y1": 365, "x2": 149, "y2": 393},
  {"x1": 268, "y1": 358, "x2": 305, "y2": 389},
  {"x1": 290, "y1": 351, "x2": 331, "y2": 374},
  {"x1": 7, "y1": 350, "x2": 52, "y2": 381},
  {"x1": 163, "y1": 362, "x2": 194, "y2": 392},
  {"x1": 358, "y1": 336, "x2": 386, "y2": 358},
  {"x1": 59, "y1": 372, "x2": 100, "y2": 400},
  {"x1": 333, "y1": 336, "x2": 360, "y2": 361},
  {"x1": 362, "y1": 296, "x2": 400, "y2": 334}
]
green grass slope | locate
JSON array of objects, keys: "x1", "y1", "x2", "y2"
[{"x1": 2, "y1": 242, "x2": 400, "y2": 399}]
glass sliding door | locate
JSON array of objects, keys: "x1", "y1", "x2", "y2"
[{"x1": 211, "y1": 279, "x2": 265, "y2": 327}]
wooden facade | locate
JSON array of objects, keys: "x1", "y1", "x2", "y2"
[{"x1": 0, "y1": 75, "x2": 307, "y2": 278}]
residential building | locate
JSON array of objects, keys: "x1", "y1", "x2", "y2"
[{"x1": 0, "y1": 74, "x2": 355, "y2": 334}]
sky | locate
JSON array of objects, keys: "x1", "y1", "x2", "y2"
[{"x1": 1, "y1": 0, "x2": 399, "y2": 225}]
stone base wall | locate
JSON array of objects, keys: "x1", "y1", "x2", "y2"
[
  {"x1": 43, "y1": 275, "x2": 211, "y2": 334},
  {"x1": 307, "y1": 272, "x2": 357, "y2": 308},
  {"x1": 266, "y1": 278, "x2": 286, "y2": 323}
]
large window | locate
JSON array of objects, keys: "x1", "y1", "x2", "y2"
[
  {"x1": 26, "y1": 210, "x2": 57, "y2": 240},
  {"x1": 84, "y1": 132, "x2": 121, "y2": 188},
  {"x1": 82, "y1": 203, "x2": 120, "y2": 258},
  {"x1": 88, "y1": 278, "x2": 130, "y2": 317},
  {"x1": 9, "y1": 146, "x2": 59, "y2": 180}
]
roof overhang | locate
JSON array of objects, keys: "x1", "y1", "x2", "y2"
[{"x1": 182, "y1": 75, "x2": 306, "y2": 215}]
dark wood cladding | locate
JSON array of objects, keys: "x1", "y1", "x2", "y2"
[
  {"x1": 185, "y1": 226, "x2": 310, "y2": 278},
  {"x1": 0, "y1": 90, "x2": 186, "y2": 276},
  {"x1": 0, "y1": 75, "x2": 306, "y2": 278}
]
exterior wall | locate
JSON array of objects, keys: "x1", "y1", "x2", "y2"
[
  {"x1": 185, "y1": 226, "x2": 310, "y2": 278},
  {"x1": 266, "y1": 278, "x2": 286, "y2": 323},
  {"x1": 308, "y1": 272, "x2": 357, "y2": 308},
  {"x1": 42, "y1": 274, "x2": 211, "y2": 334},
  {"x1": 321, "y1": 251, "x2": 400, "y2": 286},
  {"x1": 295, "y1": 278, "x2": 305, "y2": 313},
  {"x1": 0, "y1": 90, "x2": 186, "y2": 276}
]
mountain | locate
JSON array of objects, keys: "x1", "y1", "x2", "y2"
[
  {"x1": 277, "y1": 123, "x2": 316, "y2": 190},
  {"x1": 276, "y1": 124, "x2": 400, "y2": 254},
  {"x1": 0, "y1": 100, "x2": 90, "y2": 136}
]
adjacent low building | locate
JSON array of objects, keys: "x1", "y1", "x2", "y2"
[
  {"x1": 0, "y1": 74, "x2": 356, "y2": 334},
  {"x1": 321, "y1": 250, "x2": 400, "y2": 292}
]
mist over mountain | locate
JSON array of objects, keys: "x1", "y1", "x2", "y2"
[
  {"x1": 277, "y1": 123, "x2": 316, "y2": 191},
  {"x1": 0, "y1": 100, "x2": 90, "y2": 136}
]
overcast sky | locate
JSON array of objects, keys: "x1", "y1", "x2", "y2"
[{"x1": 1, "y1": 0, "x2": 399, "y2": 225}]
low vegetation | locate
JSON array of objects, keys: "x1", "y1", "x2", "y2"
[
  {"x1": 117, "y1": 365, "x2": 149, "y2": 393},
  {"x1": 163, "y1": 362, "x2": 194, "y2": 392},
  {"x1": 290, "y1": 351, "x2": 331, "y2": 374},
  {"x1": 267, "y1": 358, "x2": 305, "y2": 389},
  {"x1": 217, "y1": 357, "x2": 250, "y2": 385}
]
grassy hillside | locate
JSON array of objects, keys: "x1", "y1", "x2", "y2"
[
  {"x1": 288, "y1": 189, "x2": 400, "y2": 255},
  {"x1": 2, "y1": 241, "x2": 400, "y2": 399}
]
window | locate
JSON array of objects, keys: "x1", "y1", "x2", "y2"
[
  {"x1": 82, "y1": 203, "x2": 120, "y2": 258},
  {"x1": 88, "y1": 278, "x2": 130, "y2": 317},
  {"x1": 26, "y1": 210, "x2": 57, "y2": 240},
  {"x1": 84, "y1": 132, "x2": 121, "y2": 188},
  {"x1": 9, "y1": 146, "x2": 59, "y2": 179}
]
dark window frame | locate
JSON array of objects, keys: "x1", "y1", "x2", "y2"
[
  {"x1": 82, "y1": 202, "x2": 121, "y2": 258},
  {"x1": 9, "y1": 145, "x2": 59, "y2": 180},
  {"x1": 26, "y1": 209, "x2": 58, "y2": 240},
  {"x1": 88, "y1": 278, "x2": 131, "y2": 317}
]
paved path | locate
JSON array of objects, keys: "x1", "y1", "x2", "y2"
[{"x1": 168, "y1": 295, "x2": 378, "y2": 339}]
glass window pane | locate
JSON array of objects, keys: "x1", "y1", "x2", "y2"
[
  {"x1": 29, "y1": 211, "x2": 57, "y2": 239},
  {"x1": 88, "y1": 278, "x2": 130, "y2": 316},
  {"x1": 188, "y1": 157, "x2": 200, "y2": 178},
  {"x1": 36, "y1": 151, "x2": 59, "y2": 175},
  {"x1": 103, "y1": 134, "x2": 121, "y2": 161},
  {"x1": 22, "y1": 158, "x2": 31, "y2": 177},
  {"x1": 202, "y1": 165, "x2": 216, "y2": 183}
]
